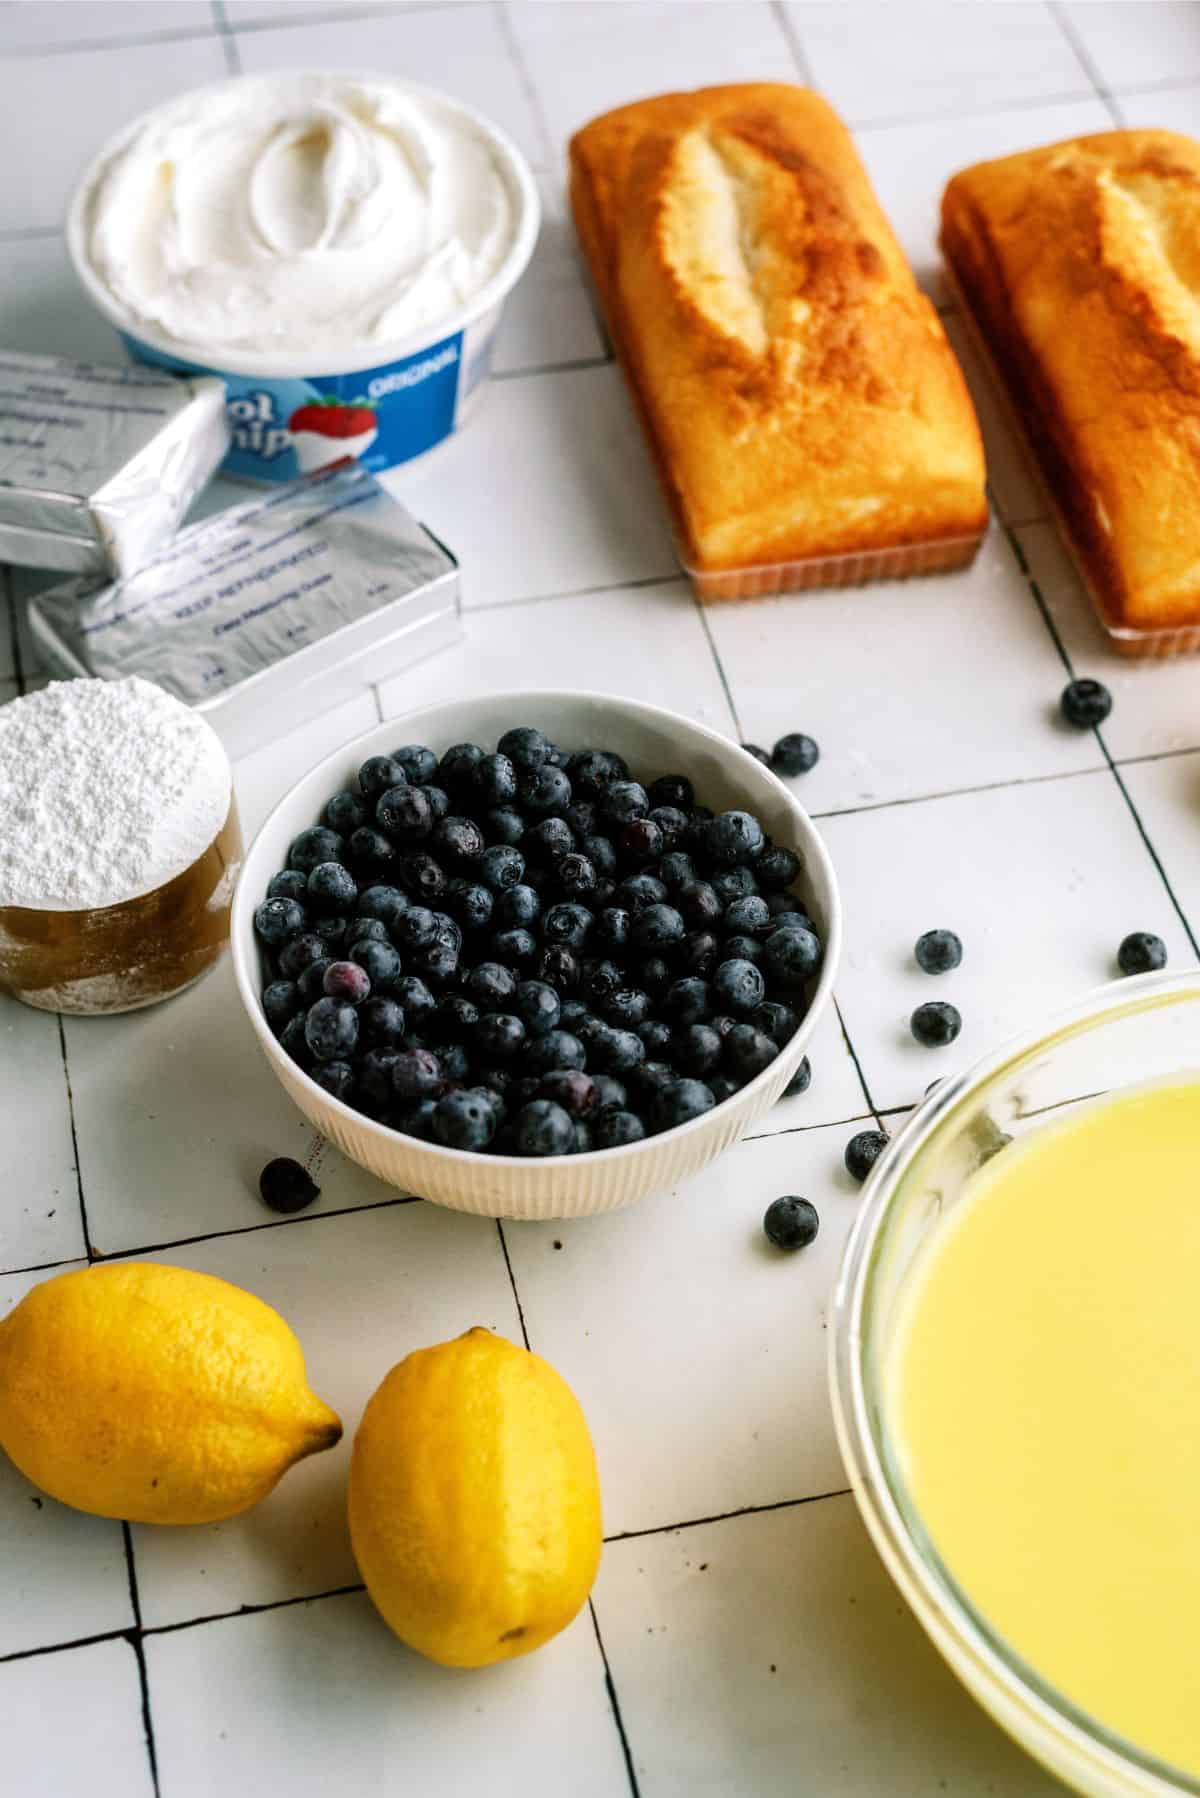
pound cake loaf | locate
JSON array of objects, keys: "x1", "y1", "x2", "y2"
[
  {"x1": 943, "y1": 129, "x2": 1200, "y2": 642},
  {"x1": 570, "y1": 84, "x2": 986, "y2": 595}
]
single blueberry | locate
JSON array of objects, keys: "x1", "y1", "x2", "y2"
[
  {"x1": 1060, "y1": 678, "x2": 1113, "y2": 729},
  {"x1": 355, "y1": 884, "x2": 408, "y2": 929},
  {"x1": 496, "y1": 883, "x2": 541, "y2": 930},
  {"x1": 765, "y1": 890, "x2": 805, "y2": 918},
  {"x1": 323, "y1": 960, "x2": 371, "y2": 1004},
  {"x1": 559, "y1": 998, "x2": 590, "y2": 1032},
  {"x1": 297, "y1": 959, "x2": 333, "y2": 1003},
  {"x1": 357, "y1": 1049, "x2": 402, "y2": 1110},
  {"x1": 757, "y1": 846, "x2": 803, "y2": 892},
  {"x1": 725, "y1": 895, "x2": 772, "y2": 937},
  {"x1": 658, "y1": 851, "x2": 696, "y2": 891},
  {"x1": 631, "y1": 903, "x2": 685, "y2": 951},
  {"x1": 592, "y1": 1107, "x2": 646, "y2": 1149},
  {"x1": 705, "y1": 810, "x2": 765, "y2": 866},
  {"x1": 487, "y1": 804, "x2": 526, "y2": 846},
  {"x1": 492, "y1": 927, "x2": 538, "y2": 967},
  {"x1": 437, "y1": 742, "x2": 484, "y2": 791},
  {"x1": 590, "y1": 1074, "x2": 628, "y2": 1110},
  {"x1": 524, "y1": 1029, "x2": 586, "y2": 1075},
  {"x1": 476, "y1": 1012, "x2": 527, "y2": 1061},
  {"x1": 358, "y1": 756, "x2": 405, "y2": 800},
  {"x1": 771, "y1": 733, "x2": 819, "y2": 777},
  {"x1": 439, "y1": 1041, "x2": 472, "y2": 1085},
  {"x1": 845, "y1": 1129, "x2": 889, "y2": 1183},
  {"x1": 347, "y1": 827, "x2": 395, "y2": 876},
  {"x1": 677, "y1": 880, "x2": 723, "y2": 929},
  {"x1": 911, "y1": 1001, "x2": 963, "y2": 1047},
  {"x1": 570, "y1": 1120, "x2": 593, "y2": 1154},
  {"x1": 632, "y1": 1060, "x2": 675, "y2": 1102},
  {"x1": 534, "y1": 944, "x2": 580, "y2": 992},
  {"x1": 556, "y1": 853, "x2": 598, "y2": 901},
  {"x1": 278, "y1": 1014, "x2": 311, "y2": 1066},
  {"x1": 543, "y1": 902, "x2": 593, "y2": 949},
  {"x1": 600, "y1": 987, "x2": 650, "y2": 1030},
  {"x1": 617, "y1": 873, "x2": 669, "y2": 915},
  {"x1": 620, "y1": 819, "x2": 664, "y2": 865},
  {"x1": 602, "y1": 780, "x2": 649, "y2": 826},
  {"x1": 255, "y1": 896, "x2": 305, "y2": 944},
  {"x1": 708, "y1": 1073, "x2": 740, "y2": 1104},
  {"x1": 395, "y1": 905, "x2": 438, "y2": 951},
  {"x1": 763, "y1": 1196, "x2": 819, "y2": 1250},
  {"x1": 277, "y1": 932, "x2": 327, "y2": 979},
  {"x1": 467, "y1": 962, "x2": 518, "y2": 1008},
  {"x1": 305, "y1": 996, "x2": 358, "y2": 1061},
  {"x1": 262, "y1": 979, "x2": 303, "y2": 1032},
  {"x1": 267, "y1": 869, "x2": 309, "y2": 905},
  {"x1": 398, "y1": 851, "x2": 447, "y2": 902},
  {"x1": 444, "y1": 879, "x2": 493, "y2": 932},
  {"x1": 311, "y1": 1061, "x2": 355, "y2": 1104},
  {"x1": 724, "y1": 1023, "x2": 778, "y2": 1081},
  {"x1": 675, "y1": 1023, "x2": 723, "y2": 1077},
  {"x1": 566, "y1": 799, "x2": 598, "y2": 838},
  {"x1": 349, "y1": 940, "x2": 402, "y2": 992},
  {"x1": 307, "y1": 862, "x2": 358, "y2": 914},
  {"x1": 391, "y1": 1047, "x2": 445, "y2": 1100},
  {"x1": 637, "y1": 1018, "x2": 673, "y2": 1058},
  {"x1": 259, "y1": 1157, "x2": 321, "y2": 1215},
  {"x1": 595, "y1": 906, "x2": 631, "y2": 951},
  {"x1": 581, "y1": 834, "x2": 618, "y2": 879},
  {"x1": 648, "y1": 806, "x2": 689, "y2": 848},
  {"x1": 498, "y1": 726, "x2": 553, "y2": 771},
  {"x1": 432, "y1": 1090, "x2": 496, "y2": 1151},
  {"x1": 288, "y1": 825, "x2": 345, "y2": 873},
  {"x1": 375, "y1": 784, "x2": 431, "y2": 842},
  {"x1": 915, "y1": 929, "x2": 963, "y2": 975},
  {"x1": 390, "y1": 744, "x2": 438, "y2": 786},
  {"x1": 396, "y1": 1097, "x2": 439, "y2": 1140},
  {"x1": 590, "y1": 1027, "x2": 645, "y2": 1076},
  {"x1": 514, "y1": 1099, "x2": 574, "y2": 1157},
  {"x1": 569, "y1": 748, "x2": 629, "y2": 799},
  {"x1": 473, "y1": 752, "x2": 518, "y2": 807},
  {"x1": 710, "y1": 866, "x2": 758, "y2": 905},
  {"x1": 538, "y1": 1069, "x2": 597, "y2": 1117},
  {"x1": 310, "y1": 916, "x2": 348, "y2": 950},
  {"x1": 763, "y1": 925, "x2": 823, "y2": 989},
  {"x1": 479, "y1": 844, "x2": 525, "y2": 892},
  {"x1": 323, "y1": 790, "x2": 367, "y2": 836},
  {"x1": 753, "y1": 1000, "x2": 801, "y2": 1044},
  {"x1": 647, "y1": 773, "x2": 694, "y2": 811},
  {"x1": 782, "y1": 1056, "x2": 812, "y2": 1097},
  {"x1": 652, "y1": 1077, "x2": 716, "y2": 1133},
  {"x1": 414, "y1": 940, "x2": 459, "y2": 987},
  {"x1": 393, "y1": 975, "x2": 436, "y2": 1030},
  {"x1": 663, "y1": 977, "x2": 712, "y2": 1025},
  {"x1": 515, "y1": 979, "x2": 562, "y2": 1036},
  {"x1": 723, "y1": 934, "x2": 763, "y2": 967},
  {"x1": 520, "y1": 765, "x2": 572, "y2": 815},
  {"x1": 359, "y1": 995, "x2": 407, "y2": 1047},
  {"x1": 1118, "y1": 931, "x2": 1168, "y2": 976},
  {"x1": 433, "y1": 816, "x2": 485, "y2": 866},
  {"x1": 523, "y1": 817, "x2": 575, "y2": 863},
  {"x1": 419, "y1": 784, "x2": 451, "y2": 822}
]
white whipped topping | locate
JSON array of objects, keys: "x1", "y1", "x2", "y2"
[{"x1": 82, "y1": 75, "x2": 517, "y2": 358}]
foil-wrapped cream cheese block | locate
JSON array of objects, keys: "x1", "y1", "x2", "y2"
[
  {"x1": 28, "y1": 463, "x2": 462, "y2": 758},
  {"x1": 0, "y1": 349, "x2": 229, "y2": 575}
]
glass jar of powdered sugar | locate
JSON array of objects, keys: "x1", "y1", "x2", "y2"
[{"x1": 0, "y1": 678, "x2": 241, "y2": 1014}]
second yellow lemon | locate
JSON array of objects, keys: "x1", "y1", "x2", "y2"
[
  {"x1": 0, "y1": 1262, "x2": 342, "y2": 1524},
  {"x1": 348, "y1": 1327, "x2": 602, "y2": 1667}
]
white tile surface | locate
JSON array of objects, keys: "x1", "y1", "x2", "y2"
[
  {"x1": 1116, "y1": 77, "x2": 1200, "y2": 131},
  {"x1": 504, "y1": 1123, "x2": 864, "y2": 1538},
  {"x1": 822, "y1": 771, "x2": 1199, "y2": 1114},
  {"x1": 61, "y1": 956, "x2": 401, "y2": 1257},
  {"x1": 707, "y1": 523, "x2": 1100, "y2": 816},
  {"x1": 0, "y1": 35, "x2": 228, "y2": 232},
  {"x1": 225, "y1": 0, "x2": 432, "y2": 20},
  {"x1": 0, "y1": 1638, "x2": 156, "y2": 1798},
  {"x1": 0, "y1": 232, "x2": 123, "y2": 361},
  {"x1": 0, "y1": 0, "x2": 213, "y2": 49},
  {"x1": 0, "y1": 1263, "x2": 134, "y2": 1657},
  {"x1": 130, "y1": 1200, "x2": 519, "y2": 1624},
  {"x1": 1018, "y1": 522, "x2": 1200, "y2": 764},
  {"x1": 1118, "y1": 754, "x2": 1200, "y2": 949},
  {"x1": 234, "y1": 3, "x2": 545, "y2": 164},
  {"x1": 491, "y1": 174, "x2": 606, "y2": 375},
  {"x1": 379, "y1": 365, "x2": 679, "y2": 608},
  {"x1": 855, "y1": 97, "x2": 1113, "y2": 300},
  {"x1": 508, "y1": 0, "x2": 798, "y2": 152},
  {"x1": 1061, "y1": 2, "x2": 1200, "y2": 92},
  {"x1": 378, "y1": 579, "x2": 735, "y2": 732},
  {"x1": 594, "y1": 1495, "x2": 1062, "y2": 1795},
  {"x1": 788, "y1": 1, "x2": 1090, "y2": 123},
  {"x1": 0, "y1": 1000, "x2": 86, "y2": 1273},
  {"x1": 147, "y1": 1592, "x2": 630, "y2": 1798}
]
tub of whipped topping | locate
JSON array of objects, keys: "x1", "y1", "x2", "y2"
[
  {"x1": 0, "y1": 679, "x2": 242, "y2": 1015},
  {"x1": 67, "y1": 74, "x2": 539, "y2": 483}
]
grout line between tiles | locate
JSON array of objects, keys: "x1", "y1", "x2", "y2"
[
  {"x1": 743, "y1": 1106, "x2": 875, "y2": 1144},
  {"x1": 1109, "y1": 70, "x2": 1200, "y2": 99},
  {"x1": 495, "y1": 1219, "x2": 531, "y2": 1351},
  {"x1": 603, "y1": 1485, "x2": 852, "y2": 1545},
  {"x1": 0, "y1": 1253, "x2": 86, "y2": 1283},
  {"x1": 689, "y1": 590, "x2": 743, "y2": 740},
  {"x1": 586, "y1": 1599, "x2": 643, "y2": 1798},
  {"x1": 0, "y1": 22, "x2": 224, "y2": 58},
  {"x1": 466, "y1": 569, "x2": 683, "y2": 616},
  {"x1": 850, "y1": 79, "x2": 1103, "y2": 136},
  {"x1": 831, "y1": 997, "x2": 888, "y2": 1135},
  {"x1": 96, "y1": 1189, "x2": 423, "y2": 1266},
  {"x1": 809, "y1": 756, "x2": 1109, "y2": 823},
  {"x1": 0, "y1": 224, "x2": 62, "y2": 245},
  {"x1": 121, "y1": 1522, "x2": 161, "y2": 1798},
  {"x1": 0, "y1": 1625, "x2": 132, "y2": 1668},
  {"x1": 492, "y1": 353, "x2": 612, "y2": 383},
  {"x1": 1116, "y1": 743, "x2": 1200, "y2": 774},
  {"x1": 1046, "y1": 0, "x2": 1125, "y2": 127},
  {"x1": 55, "y1": 1018, "x2": 95, "y2": 1263},
  {"x1": 770, "y1": 0, "x2": 814, "y2": 83},
  {"x1": 493, "y1": 0, "x2": 555, "y2": 167},
  {"x1": 141, "y1": 1582, "x2": 366, "y2": 1640},
  {"x1": 226, "y1": 0, "x2": 460, "y2": 33},
  {"x1": 210, "y1": 0, "x2": 242, "y2": 73}
]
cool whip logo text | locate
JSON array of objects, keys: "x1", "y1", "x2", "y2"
[
  {"x1": 367, "y1": 344, "x2": 458, "y2": 402},
  {"x1": 228, "y1": 390, "x2": 290, "y2": 460}
]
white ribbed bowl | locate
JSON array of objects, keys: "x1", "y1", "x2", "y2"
[{"x1": 231, "y1": 691, "x2": 842, "y2": 1219}]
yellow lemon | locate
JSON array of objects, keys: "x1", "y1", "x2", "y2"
[
  {"x1": 348, "y1": 1327, "x2": 602, "y2": 1668},
  {"x1": 0, "y1": 1263, "x2": 342, "y2": 1525}
]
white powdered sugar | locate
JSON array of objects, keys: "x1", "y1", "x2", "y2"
[{"x1": 0, "y1": 678, "x2": 232, "y2": 911}]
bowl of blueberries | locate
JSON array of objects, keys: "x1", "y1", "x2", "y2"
[{"x1": 231, "y1": 691, "x2": 841, "y2": 1219}]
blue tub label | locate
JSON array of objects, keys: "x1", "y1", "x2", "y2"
[{"x1": 122, "y1": 317, "x2": 497, "y2": 483}]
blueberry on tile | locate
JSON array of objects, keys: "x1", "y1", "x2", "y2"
[
  {"x1": 1117, "y1": 931, "x2": 1168, "y2": 976},
  {"x1": 914, "y1": 929, "x2": 963, "y2": 975},
  {"x1": 763, "y1": 1196, "x2": 818, "y2": 1250},
  {"x1": 911, "y1": 1001, "x2": 962, "y2": 1047},
  {"x1": 259, "y1": 1157, "x2": 321, "y2": 1214},
  {"x1": 1060, "y1": 678, "x2": 1112, "y2": 729},
  {"x1": 781, "y1": 1056, "x2": 812, "y2": 1097},
  {"x1": 771, "y1": 733, "x2": 819, "y2": 777},
  {"x1": 844, "y1": 1128, "x2": 889, "y2": 1183}
]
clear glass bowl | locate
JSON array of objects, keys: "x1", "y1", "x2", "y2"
[{"x1": 830, "y1": 971, "x2": 1200, "y2": 1798}]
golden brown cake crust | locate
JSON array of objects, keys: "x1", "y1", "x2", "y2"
[
  {"x1": 942, "y1": 128, "x2": 1200, "y2": 633},
  {"x1": 569, "y1": 84, "x2": 987, "y2": 577}
]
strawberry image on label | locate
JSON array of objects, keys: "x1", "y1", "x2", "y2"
[{"x1": 288, "y1": 396, "x2": 379, "y2": 474}]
